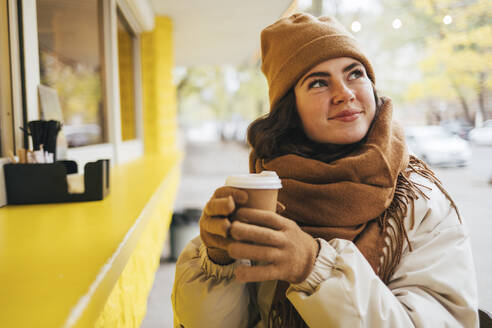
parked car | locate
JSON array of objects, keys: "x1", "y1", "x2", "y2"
[
  {"x1": 405, "y1": 126, "x2": 472, "y2": 167},
  {"x1": 440, "y1": 120, "x2": 474, "y2": 140},
  {"x1": 468, "y1": 120, "x2": 492, "y2": 146}
]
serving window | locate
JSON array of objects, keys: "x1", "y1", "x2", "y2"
[
  {"x1": 36, "y1": 0, "x2": 107, "y2": 148},
  {"x1": 12, "y1": 0, "x2": 144, "y2": 167}
]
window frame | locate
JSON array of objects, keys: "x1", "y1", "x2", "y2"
[
  {"x1": 0, "y1": 0, "x2": 13, "y2": 157},
  {"x1": 1, "y1": 0, "x2": 23, "y2": 158},
  {"x1": 116, "y1": 5, "x2": 143, "y2": 144},
  {"x1": 1, "y1": 0, "x2": 24, "y2": 207},
  {"x1": 110, "y1": 0, "x2": 145, "y2": 163},
  {"x1": 19, "y1": 0, "x2": 144, "y2": 167}
]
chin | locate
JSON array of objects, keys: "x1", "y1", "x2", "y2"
[
  {"x1": 332, "y1": 137, "x2": 364, "y2": 145},
  {"x1": 329, "y1": 129, "x2": 367, "y2": 145},
  {"x1": 314, "y1": 135, "x2": 363, "y2": 145},
  {"x1": 308, "y1": 123, "x2": 370, "y2": 145}
]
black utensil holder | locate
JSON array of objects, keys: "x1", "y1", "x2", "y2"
[{"x1": 3, "y1": 159, "x2": 110, "y2": 204}]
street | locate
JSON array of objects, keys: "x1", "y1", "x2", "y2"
[
  {"x1": 433, "y1": 146, "x2": 492, "y2": 310},
  {"x1": 142, "y1": 141, "x2": 492, "y2": 327}
]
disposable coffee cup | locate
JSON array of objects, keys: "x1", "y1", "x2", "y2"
[{"x1": 225, "y1": 171, "x2": 282, "y2": 212}]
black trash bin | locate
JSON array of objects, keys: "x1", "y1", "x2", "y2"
[{"x1": 169, "y1": 208, "x2": 201, "y2": 261}]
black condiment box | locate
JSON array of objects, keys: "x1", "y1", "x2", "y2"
[{"x1": 3, "y1": 159, "x2": 110, "y2": 204}]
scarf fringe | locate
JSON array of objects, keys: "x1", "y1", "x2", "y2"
[
  {"x1": 268, "y1": 297, "x2": 308, "y2": 328},
  {"x1": 378, "y1": 155, "x2": 462, "y2": 283},
  {"x1": 267, "y1": 155, "x2": 461, "y2": 327},
  {"x1": 408, "y1": 156, "x2": 462, "y2": 223}
]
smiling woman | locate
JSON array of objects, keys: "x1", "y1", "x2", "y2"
[{"x1": 172, "y1": 13, "x2": 479, "y2": 328}]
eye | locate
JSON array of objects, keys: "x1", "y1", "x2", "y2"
[
  {"x1": 348, "y1": 69, "x2": 364, "y2": 80},
  {"x1": 308, "y1": 79, "x2": 328, "y2": 89}
]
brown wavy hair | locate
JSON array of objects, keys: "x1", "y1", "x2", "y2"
[{"x1": 247, "y1": 85, "x2": 383, "y2": 164}]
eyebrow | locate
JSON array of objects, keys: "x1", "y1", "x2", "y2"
[{"x1": 299, "y1": 62, "x2": 362, "y2": 87}]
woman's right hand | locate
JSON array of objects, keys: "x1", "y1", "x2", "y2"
[{"x1": 200, "y1": 186, "x2": 248, "y2": 265}]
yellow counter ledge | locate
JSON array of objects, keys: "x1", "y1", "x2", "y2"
[{"x1": 0, "y1": 153, "x2": 181, "y2": 328}]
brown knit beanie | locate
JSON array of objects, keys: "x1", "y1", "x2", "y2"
[{"x1": 261, "y1": 13, "x2": 376, "y2": 109}]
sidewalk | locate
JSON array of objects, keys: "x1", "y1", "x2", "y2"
[{"x1": 174, "y1": 140, "x2": 251, "y2": 211}]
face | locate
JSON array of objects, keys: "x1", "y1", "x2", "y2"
[{"x1": 294, "y1": 57, "x2": 376, "y2": 145}]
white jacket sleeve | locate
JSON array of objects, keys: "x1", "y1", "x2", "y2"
[
  {"x1": 172, "y1": 236, "x2": 253, "y2": 328},
  {"x1": 287, "y1": 175, "x2": 479, "y2": 328}
]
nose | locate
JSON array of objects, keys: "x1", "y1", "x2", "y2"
[{"x1": 331, "y1": 80, "x2": 355, "y2": 105}]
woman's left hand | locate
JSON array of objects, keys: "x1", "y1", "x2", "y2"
[{"x1": 228, "y1": 207, "x2": 319, "y2": 284}]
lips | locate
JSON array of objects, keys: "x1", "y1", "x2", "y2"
[{"x1": 328, "y1": 109, "x2": 363, "y2": 122}]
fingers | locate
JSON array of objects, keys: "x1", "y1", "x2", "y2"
[
  {"x1": 200, "y1": 216, "x2": 231, "y2": 238},
  {"x1": 207, "y1": 248, "x2": 234, "y2": 265},
  {"x1": 204, "y1": 196, "x2": 236, "y2": 217},
  {"x1": 229, "y1": 221, "x2": 285, "y2": 247},
  {"x1": 234, "y1": 207, "x2": 286, "y2": 230},
  {"x1": 200, "y1": 187, "x2": 248, "y2": 250},
  {"x1": 213, "y1": 186, "x2": 248, "y2": 205},
  {"x1": 200, "y1": 230, "x2": 234, "y2": 250},
  {"x1": 228, "y1": 242, "x2": 282, "y2": 263},
  {"x1": 234, "y1": 264, "x2": 280, "y2": 283},
  {"x1": 204, "y1": 186, "x2": 248, "y2": 217}
]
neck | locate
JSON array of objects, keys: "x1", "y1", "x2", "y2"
[{"x1": 294, "y1": 134, "x2": 365, "y2": 163}]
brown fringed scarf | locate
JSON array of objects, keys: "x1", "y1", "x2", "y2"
[{"x1": 249, "y1": 98, "x2": 460, "y2": 327}]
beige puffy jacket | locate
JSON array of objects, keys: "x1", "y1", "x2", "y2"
[{"x1": 172, "y1": 173, "x2": 479, "y2": 327}]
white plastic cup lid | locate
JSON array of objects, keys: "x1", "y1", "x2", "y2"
[{"x1": 225, "y1": 171, "x2": 282, "y2": 189}]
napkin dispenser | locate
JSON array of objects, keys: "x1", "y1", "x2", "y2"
[{"x1": 3, "y1": 159, "x2": 110, "y2": 204}]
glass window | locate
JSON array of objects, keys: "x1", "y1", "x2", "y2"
[
  {"x1": 36, "y1": 0, "x2": 106, "y2": 148},
  {"x1": 117, "y1": 10, "x2": 136, "y2": 141},
  {"x1": 0, "y1": 0, "x2": 12, "y2": 156}
]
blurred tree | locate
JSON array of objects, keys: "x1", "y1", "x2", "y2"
[
  {"x1": 40, "y1": 50, "x2": 102, "y2": 126},
  {"x1": 406, "y1": 0, "x2": 491, "y2": 123},
  {"x1": 175, "y1": 63, "x2": 268, "y2": 124},
  {"x1": 231, "y1": 62, "x2": 269, "y2": 120},
  {"x1": 176, "y1": 66, "x2": 233, "y2": 122}
]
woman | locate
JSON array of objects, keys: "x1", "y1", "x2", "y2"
[{"x1": 172, "y1": 13, "x2": 478, "y2": 327}]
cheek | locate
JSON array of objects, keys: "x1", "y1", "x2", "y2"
[
  {"x1": 366, "y1": 98, "x2": 376, "y2": 122},
  {"x1": 357, "y1": 84, "x2": 376, "y2": 117},
  {"x1": 297, "y1": 97, "x2": 327, "y2": 134},
  {"x1": 295, "y1": 94, "x2": 315, "y2": 124},
  {"x1": 295, "y1": 97, "x2": 320, "y2": 140}
]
